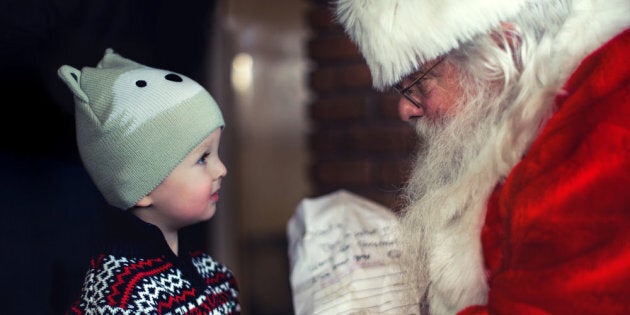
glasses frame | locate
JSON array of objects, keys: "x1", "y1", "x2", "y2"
[{"x1": 392, "y1": 57, "x2": 445, "y2": 109}]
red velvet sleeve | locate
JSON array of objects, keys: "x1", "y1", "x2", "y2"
[{"x1": 458, "y1": 30, "x2": 630, "y2": 315}]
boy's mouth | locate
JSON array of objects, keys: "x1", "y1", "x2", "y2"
[{"x1": 210, "y1": 189, "x2": 220, "y2": 202}]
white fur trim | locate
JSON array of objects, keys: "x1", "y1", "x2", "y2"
[{"x1": 335, "y1": 0, "x2": 528, "y2": 89}]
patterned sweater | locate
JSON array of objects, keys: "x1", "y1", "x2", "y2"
[{"x1": 66, "y1": 209, "x2": 240, "y2": 314}]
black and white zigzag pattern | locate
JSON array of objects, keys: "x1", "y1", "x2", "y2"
[{"x1": 68, "y1": 252, "x2": 240, "y2": 315}]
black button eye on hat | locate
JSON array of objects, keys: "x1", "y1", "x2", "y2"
[{"x1": 165, "y1": 73, "x2": 183, "y2": 82}]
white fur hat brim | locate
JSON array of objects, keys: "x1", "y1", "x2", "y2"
[{"x1": 335, "y1": 0, "x2": 528, "y2": 89}]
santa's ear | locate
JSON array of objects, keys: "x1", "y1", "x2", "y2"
[
  {"x1": 135, "y1": 196, "x2": 153, "y2": 207},
  {"x1": 492, "y1": 22, "x2": 521, "y2": 52}
]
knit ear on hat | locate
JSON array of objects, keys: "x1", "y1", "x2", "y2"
[
  {"x1": 97, "y1": 48, "x2": 142, "y2": 69},
  {"x1": 57, "y1": 65, "x2": 89, "y2": 103}
]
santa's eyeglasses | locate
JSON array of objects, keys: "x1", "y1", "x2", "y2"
[{"x1": 392, "y1": 57, "x2": 445, "y2": 108}]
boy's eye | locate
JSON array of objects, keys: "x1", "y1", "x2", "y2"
[{"x1": 197, "y1": 153, "x2": 210, "y2": 165}]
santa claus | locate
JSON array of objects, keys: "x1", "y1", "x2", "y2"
[{"x1": 334, "y1": 0, "x2": 630, "y2": 314}]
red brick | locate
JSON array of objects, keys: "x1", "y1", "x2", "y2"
[
  {"x1": 377, "y1": 159, "x2": 415, "y2": 186},
  {"x1": 313, "y1": 159, "x2": 374, "y2": 186},
  {"x1": 349, "y1": 124, "x2": 419, "y2": 153},
  {"x1": 310, "y1": 63, "x2": 372, "y2": 92},
  {"x1": 308, "y1": 35, "x2": 361, "y2": 61},
  {"x1": 306, "y1": 6, "x2": 342, "y2": 31},
  {"x1": 310, "y1": 96, "x2": 368, "y2": 121},
  {"x1": 378, "y1": 92, "x2": 403, "y2": 120},
  {"x1": 309, "y1": 67, "x2": 337, "y2": 92},
  {"x1": 310, "y1": 124, "x2": 419, "y2": 154},
  {"x1": 309, "y1": 129, "x2": 349, "y2": 153},
  {"x1": 340, "y1": 63, "x2": 372, "y2": 88}
]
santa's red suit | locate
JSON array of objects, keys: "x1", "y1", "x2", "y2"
[{"x1": 461, "y1": 29, "x2": 630, "y2": 315}]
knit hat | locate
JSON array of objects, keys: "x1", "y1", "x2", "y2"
[
  {"x1": 334, "y1": 0, "x2": 529, "y2": 90},
  {"x1": 57, "y1": 48, "x2": 224, "y2": 210}
]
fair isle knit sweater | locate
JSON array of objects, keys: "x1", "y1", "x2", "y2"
[{"x1": 66, "y1": 210, "x2": 240, "y2": 315}]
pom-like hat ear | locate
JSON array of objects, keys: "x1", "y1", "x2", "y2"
[{"x1": 58, "y1": 65, "x2": 89, "y2": 103}]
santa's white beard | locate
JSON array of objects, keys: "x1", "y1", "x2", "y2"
[{"x1": 398, "y1": 72, "x2": 510, "y2": 314}]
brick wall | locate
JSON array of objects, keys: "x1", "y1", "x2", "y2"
[{"x1": 306, "y1": 1, "x2": 419, "y2": 211}]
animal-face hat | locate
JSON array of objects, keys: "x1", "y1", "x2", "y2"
[{"x1": 58, "y1": 48, "x2": 224, "y2": 209}]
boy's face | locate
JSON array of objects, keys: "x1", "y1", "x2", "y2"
[{"x1": 135, "y1": 128, "x2": 226, "y2": 231}]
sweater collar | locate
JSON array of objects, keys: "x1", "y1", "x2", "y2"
[{"x1": 102, "y1": 207, "x2": 188, "y2": 258}]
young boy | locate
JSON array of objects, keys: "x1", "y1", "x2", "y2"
[{"x1": 57, "y1": 48, "x2": 240, "y2": 314}]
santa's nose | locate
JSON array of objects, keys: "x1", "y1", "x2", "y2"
[{"x1": 398, "y1": 97, "x2": 424, "y2": 121}]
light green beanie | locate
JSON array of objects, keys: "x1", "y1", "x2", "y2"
[{"x1": 57, "y1": 48, "x2": 225, "y2": 210}]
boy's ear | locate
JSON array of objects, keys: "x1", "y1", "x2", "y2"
[{"x1": 135, "y1": 196, "x2": 153, "y2": 207}]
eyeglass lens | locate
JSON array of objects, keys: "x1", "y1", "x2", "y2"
[{"x1": 392, "y1": 58, "x2": 445, "y2": 108}]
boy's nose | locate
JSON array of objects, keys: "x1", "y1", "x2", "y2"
[{"x1": 214, "y1": 160, "x2": 227, "y2": 179}]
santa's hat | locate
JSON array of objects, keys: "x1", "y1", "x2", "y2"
[{"x1": 334, "y1": 0, "x2": 529, "y2": 89}]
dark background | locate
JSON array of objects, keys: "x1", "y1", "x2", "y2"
[{"x1": 0, "y1": 1, "x2": 217, "y2": 313}]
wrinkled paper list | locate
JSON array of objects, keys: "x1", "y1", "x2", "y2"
[{"x1": 288, "y1": 190, "x2": 419, "y2": 315}]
